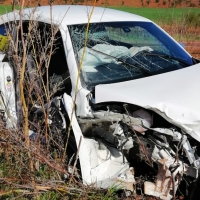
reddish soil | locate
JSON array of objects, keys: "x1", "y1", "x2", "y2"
[
  {"x1": 160, "y1": 26, "x2": 200, "y2": 59},
  {"x1": 184, "y1": 41, "x2": 200, "y2": 59},
  {"x1": 2, "y1": 0, "x2": 200, "y2": 7}
]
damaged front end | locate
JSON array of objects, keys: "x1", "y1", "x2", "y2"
[
  {"x1": 66, "y1": 20, "x2": 200, "y2": 199},
  {"x1": 63, "y1": 92, "x2": 200, "y2": 200}
]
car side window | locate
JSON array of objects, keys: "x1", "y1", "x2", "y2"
[{"x1": 19, "y1": 21, "x2": 71, "y2": 97}]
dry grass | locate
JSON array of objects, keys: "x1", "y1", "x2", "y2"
[
  {"x1": 0, "y1": 1, "x2": 120, "y2": 199},
  {"x1": 0, "y1": 2, "x2": 84, "y2": 199},
  {"x1": 158, "y1": 26, "x2": 200, "y2": 59}
]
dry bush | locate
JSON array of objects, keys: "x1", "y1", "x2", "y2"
[
  {"x1": 0, "y1": 2, "x2": 122, "y2": 199},
  {"x1": 0, "y1": 3, "x2": 80, "y2": 199}
]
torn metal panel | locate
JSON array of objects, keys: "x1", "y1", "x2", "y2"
[
  {"x1": 77, "y1": 104, "x2": 200, "y2": 199},
  {"x1": 144, "y1": 148, "x2": 184, "y2": 200},
  {"x1": 0, "y1": 62, "x2": 17, "y2": 128},
  {"x1": 62, "y1": 93, "x2": 135, "y2": 190},
  {"x1": 95, "y1": 63, "x2": 200, "y2": 141}
]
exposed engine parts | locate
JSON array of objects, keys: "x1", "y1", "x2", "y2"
[
  {"x1": 28, "y1": 95, "x2": 200, "y2": 200},
  {"x1": 78, "y1": 104, "x2": 200, "y2": 200}
]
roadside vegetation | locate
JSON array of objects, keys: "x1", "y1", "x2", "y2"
[
  {"x1": 0, "y1": 5, "x2": 12, "y2": 14},
  {"x1": 0, "y1": 2, "x2": 127, "y2": 200},
  {"x1": 0, "y1": 1, "x2": 117, "y2": 200},
  {"x1": 109, "y1": 7, "x2": 200, "y2": 24}
]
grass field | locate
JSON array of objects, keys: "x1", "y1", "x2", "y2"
[
  {"x1": 0, "y1": 5, "x2": 12, "y2": 14},
  {"x1": 0, "y1": 5, "x2": 200, "y2": 24},
  {"x1": 109, "y1": 6, "x2": 200, "y2": 24}
]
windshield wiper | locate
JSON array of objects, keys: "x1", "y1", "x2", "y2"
[
  {"x1": 142, "y1": 51, "x2": 189, "y2": 66},
  {"x1": 90, "y1": 48, "x2": 152, "y2": 76}
]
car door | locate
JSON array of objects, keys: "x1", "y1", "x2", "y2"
[{"x1": 0, "y1": 23, "x2": 17, "y2": 128}]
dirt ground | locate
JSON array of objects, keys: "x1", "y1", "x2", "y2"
[
  {"x1": 2, "y1": 0, "x2": 200, "y2": 7},
  {"x1": 184, "y1": 41, "x2": 200, "y2": 59}
]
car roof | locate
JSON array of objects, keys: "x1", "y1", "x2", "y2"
[{"x1": 0, "y1": 5, "x2": 151, "y2": 26}]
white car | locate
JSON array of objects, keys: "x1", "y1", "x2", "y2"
[{"x1": 0, "y1": 5, "x2": 200, "y2": 200}]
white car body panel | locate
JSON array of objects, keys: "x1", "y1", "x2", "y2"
[
  {"x1": 0, "y1": 5, "x2": 151, "y2": 25},
  {"x1": 63, "y1": 93, "x2": 135, "y2": 190},
  {"x1": 95, "y1": 63, "x2": 200, "y2": 141},
  {"x1": 0, "y1": 60, "x2": 17, "y2": 128}
]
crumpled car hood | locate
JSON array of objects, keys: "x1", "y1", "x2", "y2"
[{"x1": 95, "y1": 63, "x2": 200, "y2": 142}]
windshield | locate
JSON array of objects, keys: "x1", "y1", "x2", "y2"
[{"x1": 68, "y1": 22, "x2": 193, "y2": 90}]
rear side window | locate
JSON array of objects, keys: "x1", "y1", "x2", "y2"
[
  {"x1": 0, "y1": 24, "x2": 8, "y2": 52},
  {"x1": 0, "y1": 25, "x2": 7, "y2": 35}
]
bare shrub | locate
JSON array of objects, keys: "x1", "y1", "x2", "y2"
[
  {"x1": 0, "y1": 2, "x2": 74, "y2": 198},
  {"x1": 0, "y1": 1, "x2": 121, "y2": 199}
]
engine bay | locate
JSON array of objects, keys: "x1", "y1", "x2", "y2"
[{"x1": 75, "y1": 101, "x2": 200, "y2": 200}]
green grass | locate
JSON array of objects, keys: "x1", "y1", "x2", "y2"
[
  {"x1": 108, "y1": 7, "x2": 200, "y2": 24},
  {"x1": 0, "y1": 5, "x2": 200, "y2": 25},
  {"x1": 0, "y1": 5, "x2": 12, "y2": 14}
]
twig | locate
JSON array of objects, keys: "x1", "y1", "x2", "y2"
[
  {"x1": 69, "y1": 136, "x2": 82, "y2": 185},
  {"x1": 123, "y1": 105, "x2": 153, "y2": 167},
  {"x1": 32, "y1": 150, "x2": 68, "y2": 175},
  {"x1": 63, "y1": 0, "x2": 97, "y2": 161},
  {"x1": 18, "y1": 0, "x2": 36, "y2": 191}
]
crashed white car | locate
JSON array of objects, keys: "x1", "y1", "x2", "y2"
[{"x1": 0, "y1": 5, "x2": 200, "y2": 200}]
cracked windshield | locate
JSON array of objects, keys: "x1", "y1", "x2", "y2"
[{"x1": 69, "y1": 22, "x2": 192, "y2": 89}]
